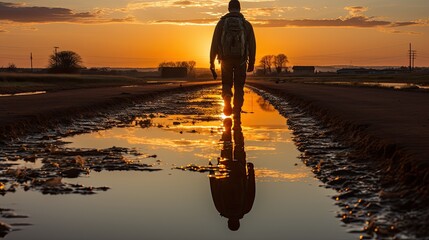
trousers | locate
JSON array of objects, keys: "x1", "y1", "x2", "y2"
[{"x1": 221, "y1": 59, "x2": 247, "y2": 113}]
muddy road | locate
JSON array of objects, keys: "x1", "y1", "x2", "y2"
[{"x1": 0, "y1": 86, "x2": 426, "y2": 240}]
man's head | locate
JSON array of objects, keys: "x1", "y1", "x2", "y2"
[
  {"x1": 228, "y1": 218, "x2": 240, "y2": 231},
  {"x1": 228, "y1": 0, "x2": 241, "y2": 13}
]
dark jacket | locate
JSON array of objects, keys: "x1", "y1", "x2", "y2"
[{"x1": 210, "y1": 12, "x2": 256, "y2": 66}]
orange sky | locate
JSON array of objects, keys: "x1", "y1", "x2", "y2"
[{"x1": 1, "y1": 1, "x2": 428, "y2": 68}]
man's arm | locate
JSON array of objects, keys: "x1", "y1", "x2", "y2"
[
  {"x1": 210, "y1": 20, "x2": 223, "y2": 67},
  {"x1": 246, "y1": 22, "x2": 256, "y2": 71}
]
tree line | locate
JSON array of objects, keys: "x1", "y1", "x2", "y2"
[
  {"x1": 4, "y1": 51, "x2": 289, "y2": 76},
  {"x1": 259, "y1": 54, "x2": 288, "y2": 75},
  {"x1": 158, "y1": 61, "x2": 196, "y2": 74}
]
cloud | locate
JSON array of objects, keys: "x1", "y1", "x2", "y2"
[
  {"x1": 344, "y1": 6, "x2": 368, "y2": 17},
  {"x1": 155, "y1": 18, "x2": 218, "y2": 25},
  {"x1": 379, "y1": 28, "x2": 422, "y2": 35},
  {"x1": 254, "y1": 16, "x2": 418, "y2": 28},
  {"x1": 201, "y1": 11, "x2": 223, "y2": 17},
  {"x1": 153, "y1": 16, "x2": 418, "y2": 28},
  {"x1": 0, "y1": 2, "x2": 132, "y2": 23},
  {"x1": 243, "y1": 7, "x2": 296, "y2": 17},
  {"x1": 2, "y1": 2, "x2": 425, "y2": 31},
  {"x1": 173, "y1": 0, "x2": 194, "y2": 6},
  {"x1": 124, "y1": 2, "x2": 150, "y2": 11},
  {"x1": 153, "y1": 6, "x2": 421, "y2": 30},
  {"x1": 416, "y1": 19, "x2": 429, "y2": 25},
  {"x1": 255, "y1": 168, "x2": 309, "y2": 182},
  {"x1": 125, "y1": 0, "x2": 225, "y2": 11}
]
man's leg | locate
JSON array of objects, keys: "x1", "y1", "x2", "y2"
[
  {"x1": 221, "y1": 61, "x2": 233, "y2": 116},
  {"x1": 232, "y1": 61, "x2": 247, "y2": 116}
]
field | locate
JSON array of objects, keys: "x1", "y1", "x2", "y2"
[
  {"x1": 2, "y1": 71, "x2": 429, "y2": 95},
  {"x1": 0, "y1": 73, "x2": 150, "y2": 94}
]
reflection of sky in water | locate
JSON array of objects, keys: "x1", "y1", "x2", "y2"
[
  {"x1": 1, "y1": 88, "x2": 356, "y2": 240},
  {"x1": 62, "y1": 89, "x2": 304, "y2": 182}
]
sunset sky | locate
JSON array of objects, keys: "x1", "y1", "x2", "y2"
[{"x1": 1, "y1": 0, "x2": 428, "y2": 68}]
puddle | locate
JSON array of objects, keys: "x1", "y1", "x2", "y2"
[
  {"x1": 0, "y1": 91, "x2": 47, "y2": 97},
  {"x1": 0, "y1": 87, "x2": 362, "y2": 239},
  {"x1": 311, "y1": 82, "x2": 428, "y2": 90},
  {"x1": 146, "y1": 80, "x2": 188, "y2": 84}
]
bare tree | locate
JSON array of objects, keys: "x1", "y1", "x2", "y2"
[
  {"x1": 266, "y1": 55, "x2": 274, "y2": 73},
  {"x1": 188, "y1": 61, "x2": 196, "y2": 73},
  {"x1": 274, "y1": 54, "x2": 288, "y2": 74},
  {"x1": 259, "y1": 55, "x2": 274, "y2": 75},
  {"x1": 159, "y1": 60, "x2": 196, "y2": 74},
  {"x1": 49, "y1": 51, "x2": 83, "y2": 73},
  {"x1": 158, "y1": 61, "x2": 177, "y2": 70},
  {"x1": 187, "y1": 61, "x2": 196, "y2": 78},
  {"x1": 178, "y1": 61, "x2": 190, "y2": 69}
]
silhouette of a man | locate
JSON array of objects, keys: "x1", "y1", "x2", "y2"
[
  {"x1": 210, "y1": 0, "x2": 256, "y2": 118},
  {"x1": 209, "y1": 116, "x2": 255, "y2": 231}
]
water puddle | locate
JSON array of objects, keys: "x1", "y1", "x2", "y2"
[
  {"x1": 146, "y1": 80, "x2": 188, "y2": 84},
  {"x1": 311, "y1": 81, "x2": 428, "y2": 90},
  {"x1": 0, "y1": 87, "x2": 362, "y2": 239},
  {"x1": 0, "y1": 91, "x2": 46, "y2": 97}
]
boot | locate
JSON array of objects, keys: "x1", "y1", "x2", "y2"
[{"x1": 223, "y1": 97, "x2": 232, "y2": 116}]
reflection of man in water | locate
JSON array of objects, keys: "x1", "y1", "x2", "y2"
[
  {"x1": 210, "y1": 0, "x2": 256, "y2": 118},
  {"x1": 209, "y1": 116, "x2": 255, "y2": 231}
]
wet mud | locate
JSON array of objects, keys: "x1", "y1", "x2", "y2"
[
  {"x1": 250, "y1": 87, "x2": 429, "y2": 240},
  {"x1": 0, "y1": 83, "x2": 214, "y2": 141}
]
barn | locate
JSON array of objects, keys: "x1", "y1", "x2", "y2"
[
  {"x1": 160, "y1": 67, "x2": 188, "y2": 78},
  {"x1": 292, "y1": 66, "x2": 315, "y2": 74}
]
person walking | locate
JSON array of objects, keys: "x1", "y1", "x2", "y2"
[{"x1": 210, "y1": 0, "x2": 256, "y2": 118}]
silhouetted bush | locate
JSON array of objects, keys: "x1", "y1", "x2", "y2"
[{"x1": 48, "y1": 51, "x2": 84, "y2": 73}]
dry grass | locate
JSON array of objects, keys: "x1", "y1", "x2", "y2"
[
  {"x1": 0, "y1": 73, "x2": 146, "y2": 93},
  {"x1": 249, "y1": 72, "x2": 429, "y2": 85}
]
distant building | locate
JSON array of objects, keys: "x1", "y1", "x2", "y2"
[
  {"x1": 160, "y1": 67, "x2": 187, "y2": 78},
  {"x1": 292, "y1": 66, "x2": 315, "y2": 74}
]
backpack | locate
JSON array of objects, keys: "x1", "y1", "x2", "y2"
[{"x1": 221, "y1": 17, "x2": 246, "y2": 59}]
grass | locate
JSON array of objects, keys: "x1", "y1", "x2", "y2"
[
  {"x1": 249, "y1": 72, "x2": 429, "y2": 86},
  {"x1": 3, "y1": 71, "x2": 428, "y2": 94},
  {"x1": 0, "y1": 73, "x2": 147, "y2": 93}
]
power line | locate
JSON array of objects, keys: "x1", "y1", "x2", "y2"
[
  {"x1": 0, "y1": 45, "x2": 52, "y2": 50},
  {"x1": 292, "y1": 42, "x2": 409, "y2": 59}
]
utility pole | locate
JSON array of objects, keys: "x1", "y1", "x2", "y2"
[
  {"x1": 408, "y1": 43, "x2": 417, "y2": 71},
  {"x1": 30, "y1": 52, "x2": 33, "y2": 72},
  {"x1": 409, "y1": 43, "x2": 412, "y2": 71}
]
